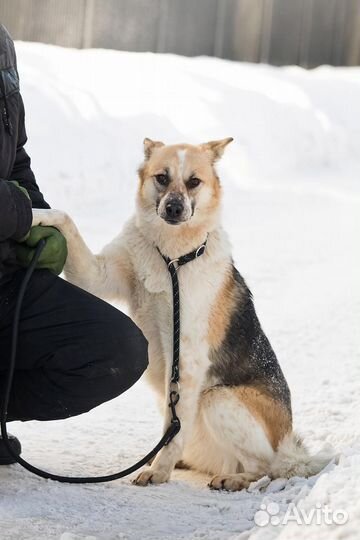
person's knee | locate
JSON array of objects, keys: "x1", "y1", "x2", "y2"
[
  {"x1": 46, "y1": 316, "x2": 148, "y2": 418},
  {"x1": 51, "y1": 307, "x2": 149, "y2": 417},
  {"x1": 102, "y1": 308, "x2": 149, "y2": 385}
]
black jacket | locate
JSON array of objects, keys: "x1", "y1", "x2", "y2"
[{"x1": 0, "y1": 24, "x2": 49, "y2": 281}]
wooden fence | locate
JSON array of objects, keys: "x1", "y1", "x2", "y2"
[{"x1": 1, "y1": 0, "x2": 360, "y2": 67}]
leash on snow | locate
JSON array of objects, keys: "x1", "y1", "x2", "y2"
[{"x1": 0, "y1": 236, "x2": 207, "y2": 483}]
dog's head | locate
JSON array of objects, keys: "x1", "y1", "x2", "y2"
[{"x1": 137, "y1": 138, "x2": 233, "y2": 232}]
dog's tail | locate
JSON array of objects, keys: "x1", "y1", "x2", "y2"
[{"x1": 270, "y1": 432, "x2": 336, "y2": 479}]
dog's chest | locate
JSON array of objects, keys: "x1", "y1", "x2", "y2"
[{"x1": 131, "y1": 256, "x2": 227, "y2": 348}]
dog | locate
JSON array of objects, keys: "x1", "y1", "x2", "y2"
[{"x1": 32, "y1": 138, "x2": 332, "y2": 490}]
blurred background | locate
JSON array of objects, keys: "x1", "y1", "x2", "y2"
[{"x1": 1, "y1": 0, "x2": 360, "y2": 67}]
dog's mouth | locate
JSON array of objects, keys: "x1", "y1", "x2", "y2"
[{"x1": 163, "y1": 216, "x2": 185, "y2": 225}]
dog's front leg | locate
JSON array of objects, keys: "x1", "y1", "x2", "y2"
[
  {"x1": 31, "y1": 208, "x2": 132, "y2": 303},
  {"x1": 31, "y1": 209, "x2": 97, "y2": 290},
  {"x1": 134, "y1": 345, "x2": 208, "y2": 486}
]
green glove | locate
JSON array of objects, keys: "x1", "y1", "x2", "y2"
[
  {"x1": 16, "y1": 226, "x2": 68, "y2": 275},
  {"x1": 9, "y1": 180, "x2": 30, "y2": 200}
]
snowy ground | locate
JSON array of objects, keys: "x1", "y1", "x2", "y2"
[{"x1": 1, "y1": 42, "x2": 359, "y2": 539}]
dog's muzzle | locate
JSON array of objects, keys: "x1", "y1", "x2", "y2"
[{"x1": 161, "y1": 193, "x2": 187, "y2": 225}]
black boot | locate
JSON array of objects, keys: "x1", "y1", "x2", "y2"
[{"x1": 0, "y1": 434, "x2": 21, "y2": 465}]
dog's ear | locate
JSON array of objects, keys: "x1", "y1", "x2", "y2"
[
  {"x1": 201, "y1": 137, "x2": 233, "y2": 163},
  {"x1": 143, "y1": 138, "x2": 165, "y2": 160}
]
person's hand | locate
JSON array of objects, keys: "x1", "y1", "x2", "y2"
[
  {"x1": 9, "y1": 180, "x2": 30, "y2": 201},
  {"x1": 15, "y1": 225, "x2": 68, "y2": 275}
]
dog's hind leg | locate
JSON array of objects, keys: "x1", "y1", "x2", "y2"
[
  {"x1": 183, "y1": 410, "x2": 241, "y2": 476},
  {"x1": 191, "y1": 385, "x2": 292, "y2": 491}
]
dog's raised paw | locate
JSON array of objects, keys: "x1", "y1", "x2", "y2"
[
  {"x1": 133, "y1": 468, "x2": 170, "y2": 486},
  {"x1": 209, "y1": 473, "x2": 258, "y2": 492}
]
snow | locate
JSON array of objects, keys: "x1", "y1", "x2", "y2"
[{"x1": 1, "y1": 42, "x2": 359, "y2": 539}]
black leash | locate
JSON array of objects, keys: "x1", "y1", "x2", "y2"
[
  {"x1": 158, "y1": 237, "x2": 208, "y2": 390},
  {"x1": 0, "y1": 236, "x2": 207, "y2": 483}
]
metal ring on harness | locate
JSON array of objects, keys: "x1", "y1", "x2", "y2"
[
  {"x1": 195, "y1": 244, "x2": 206, "y2": 258},
  {"x1": 167, "y1": 258, "x2": 179, "y2": 269}
]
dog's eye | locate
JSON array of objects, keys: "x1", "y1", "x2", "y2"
[
  {"x1": 187, "y1": 177, "x2": 202, "y2": 189},
  {"x1": 155, "y1": 174, "x2": 169, "y2": 186}
]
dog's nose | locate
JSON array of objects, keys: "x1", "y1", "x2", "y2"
[{"x1": 165, "y1": 200, "x2": 184, "y2": 220}]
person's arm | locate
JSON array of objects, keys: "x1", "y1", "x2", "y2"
[
  {"x1": 8, "y1": 94, "x2": 50, "y2": 209},
  {"x1": 0, "y1": 178, "x2": 32, "y2": 242}
]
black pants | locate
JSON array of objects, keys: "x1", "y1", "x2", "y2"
[{"x1": 0, "y1": 270, "x2": 148, "y2": 422}]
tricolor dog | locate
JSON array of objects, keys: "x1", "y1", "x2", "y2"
[{"x1": 33, "y1": 138, "x2": 331, "y2": 490}]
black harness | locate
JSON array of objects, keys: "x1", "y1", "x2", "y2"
[{"x1": 0, "y1": 237, "x2": 207, "y2": 483}]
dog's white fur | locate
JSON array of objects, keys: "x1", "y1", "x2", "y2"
[{"x1": 32, "y1": 139, "x2": 333, "y2": 489}]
